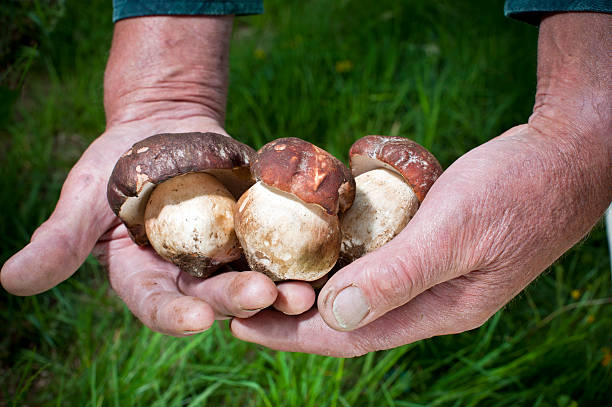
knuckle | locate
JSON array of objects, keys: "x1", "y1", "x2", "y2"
[
  {"x1": 134, "y1": 290, "x2": 164, "y2": 330},
  {"x1": 368, "y1": 255, "x2": 420, "y2": 305}
]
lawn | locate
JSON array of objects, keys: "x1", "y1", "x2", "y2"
[{"x1": 1, "y1": 0, "x2": 611, "y2": 406}]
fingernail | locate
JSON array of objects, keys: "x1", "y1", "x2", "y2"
[{"x1": 332, "y1": 285, "x2": 370, "y2": 329}]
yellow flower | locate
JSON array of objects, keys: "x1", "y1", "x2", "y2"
[
  {"x1": 602, "y1": 347, "x2": 611, "y2": 367},
  {"x1": 570, "y1": 289, "x2": 581, "y2": 300},
  {"x1": 254, "y1": 48, "x2": 267, "y2": 60},
  {"x1": 586, "y1": 314, "x2": 595, "y2": 324},
  {"x1": 335, "y1": 60, "x2": 354, "y2": 73}
]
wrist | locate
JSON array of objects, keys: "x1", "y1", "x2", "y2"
[{"x1": 104, "y1": 16, "x2": 234, "y2": 128}]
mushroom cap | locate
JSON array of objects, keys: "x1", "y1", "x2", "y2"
[
  {"x1": 107, "y1": 132, "x2": 255, "y2": 245},
  {"x1": 349, "y1": 136, "x2": 442, "y2": 202},
  {"x1": 251, "y1": 138, "x2": 355, "y2": 215}
]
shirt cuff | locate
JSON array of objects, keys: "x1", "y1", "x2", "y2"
[
  {"x1": 504, "y1": 0, "x2": 612, "y2": 25},
  {"x1": 113, "y1": 0, "x2": 263, "y2": 23}
]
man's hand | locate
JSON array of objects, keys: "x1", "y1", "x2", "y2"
[
  {"x1": 231, "y1": 12, "x2": 612, "y2": 356},
  {"x1": 0, "y1": 16, "x2": 316, "y2": 336}
]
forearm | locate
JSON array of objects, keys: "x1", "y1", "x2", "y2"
[
  {"x1": 526, "y1": 13, "x2": 612, "y2": 225},
  {"x1": 104, "y1": 16, "x2": 234, "y2": 128},
  {"x1": 531, "y1": 13, "x2": 611, "y2": 145}
]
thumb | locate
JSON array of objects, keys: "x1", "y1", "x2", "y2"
[
  {"x1": 318, "y1": 198, "x2": 466, "y2": 331},
  {"x1": 1, "y1": 170, "x2": 115, "y2": 295}
]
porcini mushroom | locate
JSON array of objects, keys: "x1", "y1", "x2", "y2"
[
  {"x1": 234, "y1": 138, "x2": 355, "y2": 281},
  {"x1": 107, "y1": 132, "x2": 256, "y2": 278},
  {"x1": 340, "y1": 135, "x2": 442, "y2": 263}
]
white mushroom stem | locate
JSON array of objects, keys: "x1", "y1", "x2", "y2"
[
  {"x1": 340, "y1": 168, "x2": 419, "y2": 262},
  {"x1": 144, "y1": 172, "x2": 241, "y2": 275},
  {"x1": 234, "y1": 181, "x2": 340, "y2": 281}
]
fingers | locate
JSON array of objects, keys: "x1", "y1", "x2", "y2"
[
  {"x1": 231, "y1": 292, "x2": 444, "y2": 357},
  {"x1": 179, "y1": 272, "x2": 316, "y2": 318},
  {"x1": 178, "y1": 271, "x2": 278, "y2": 319},
  {"x1": 232, "y1": 308, "x2": 357, "y2": 356},
  {"x1": 100, "y1": 224, "x2": 284, "y2": 334},
  {"x1": 317, "y1": 186, "x2": 469, "y2": 331},
  {"x1": 1, "y1": 170, "x2": 115, "y2": 295},
  {"x1": 135, "y1": 292, "x2": 215, "y2": 336},
  {"x1": 273, "y1": 281, "x2": 316, "y2": 315},
  {"x1": 232, "y1": 275, "x2": 503, "y2": 357},
  {"x1": 99, "y1": 228, "x2": 216, "y2": 335}
]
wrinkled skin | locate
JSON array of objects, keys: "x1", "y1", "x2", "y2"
[
  {"x1": 0, "y1": 16, "x2": 316, "y2": 335},
  {"x1": 2, "y1": 13, "x2": 610, "y2": 355},
  {"x1": 230, "y1": 12, "x2": 612, "y2": 357}
]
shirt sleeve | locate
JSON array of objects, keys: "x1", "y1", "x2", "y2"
[
  {"x1": 504, "y1": 0, "x2": 612, "y2": 25},
  {"x1": 113, "y1": 0, "x2": 263, "y2": 23}
]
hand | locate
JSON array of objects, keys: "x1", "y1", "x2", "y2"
[
  {"x1": 230, "y1": 12, "x2": 612, "y2": 356},
  {"x1": 0, "y1": 115, "x2": 315, "y2": 334},
  {"x1": 0, "y1": 16, "x2": 316, "y2": 336}
]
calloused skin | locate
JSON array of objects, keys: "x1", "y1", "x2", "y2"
[
  {"x1": 230, "y1": 12, "x2": 612, "y2": 356},
  {"x1": 0, "y1": 16, "x2": 316, "y2": 335}
]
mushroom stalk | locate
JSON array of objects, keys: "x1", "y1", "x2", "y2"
[
  {"x1": 340, "y1": 168, "x2": 419, "y2": 262},
  {"x1": 339, "y1": 136, "x2": 442, "y2": 264},
  {"x1": 235, "y1": 181, "x2": 340, "y2": 281},
  {"x1": 234, "y1": 138, "x2": 355, "y2": 281},
  {"x1": 144, "y1": 172, "x2": 241, "y2": 277}
]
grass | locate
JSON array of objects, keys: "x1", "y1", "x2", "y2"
[{"x1": 1, "y1": 0, "x2": 611, "y2": 405}]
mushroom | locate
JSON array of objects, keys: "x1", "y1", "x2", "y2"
[
  {"x1": 339, "y1": 135, "x2": 442, "y2": 264},
  {"x1": 234, "y1": 138, "x2": 355, "y2": 281},
  {"x1": 107, "y1": 132, "x2": 256, "y2": 278}
]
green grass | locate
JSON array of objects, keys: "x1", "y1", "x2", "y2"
[{"x1": 1, "y1": 0, "x2": 611, "y2": 405}]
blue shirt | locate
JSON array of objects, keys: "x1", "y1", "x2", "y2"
[{"x1": 112, "y1": 0, "x2": 611, "y2": 24}]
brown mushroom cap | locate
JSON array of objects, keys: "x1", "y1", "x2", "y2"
[
  {"x1": 349, "y1": 136, "x2": 442, "y2": 202},
  {"x1": 251, "y1": 138, "x2": 355, "y2": 215},
  {"x1": 107, "y1": 132, "x2": 256, "y2": 245}
]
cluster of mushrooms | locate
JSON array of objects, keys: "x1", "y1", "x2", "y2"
[{"x1": 107, "y1": 133, "x2": 442, "y2": 282}]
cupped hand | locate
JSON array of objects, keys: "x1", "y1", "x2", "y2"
[
  {"x1": 232, "y1": 11, "x2": 612, "y2": 356},
  {"x1": 0, "y1": 117, "x2": 316, "y2": 336},
  {"x1": 1, "y1": 14, "x2": 318, "y2": 336},
  {"x1": 231, "y1": 122, "x2": 612, "y2": 356}
]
